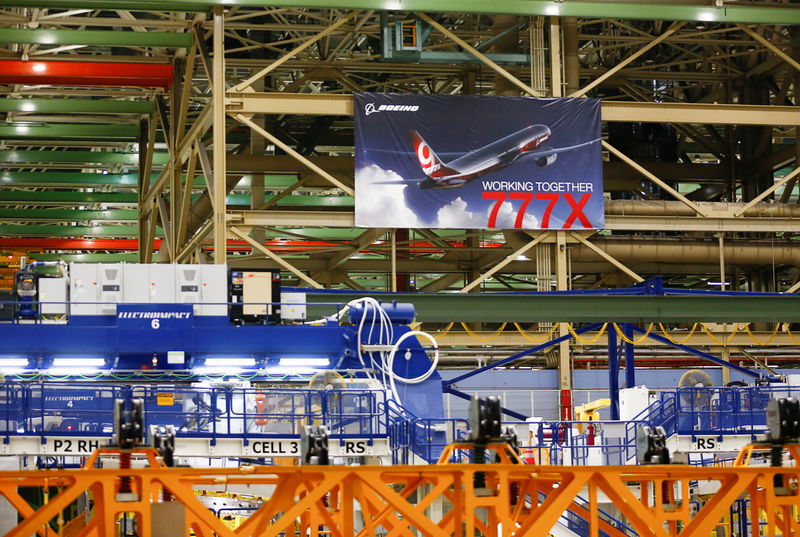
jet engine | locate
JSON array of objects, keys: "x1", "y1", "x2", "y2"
[{"x1": 535, "y1": 152, "x2": 557, "y2": 167}]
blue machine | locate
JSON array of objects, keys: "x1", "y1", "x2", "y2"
[{"x1": 0, "y1": 263, "x2": 445, "y2": 425}]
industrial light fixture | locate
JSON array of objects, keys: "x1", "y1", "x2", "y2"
[
  {"x1": 194, "y1": 356, "x2": 256, "y2": 375},
  {"x1": 203, "y1": 357, "x2": 257, "y2": 367},
  {"x1": 0, "y1": 357, "x2": 29, "y2": 374},
  {"x1": 51, "y1": 357, "x2": 105, "y2": 367},
  {"x1": 278, "y1": 358, "x2": 329, "y2": 367},
  {"x1": 267, "y1": 366, "x2": 320, "y2": 375},
  {"x1": 47, "y1": 357, "x2": 106, "y2": 375}
]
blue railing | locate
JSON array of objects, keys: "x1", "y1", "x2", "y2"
[
  {"x1": 547, "y1": 491, "x2": 638, "y2": 537},
  {"x1": 0, "y1": 382, "x2": 391, "y2": 446},
  {"x1": 524, "y1": 420, "x2": 647, "y2": 466},
  {"x1": 667, "y1": 386, "x2": 798, "y2": 436}
]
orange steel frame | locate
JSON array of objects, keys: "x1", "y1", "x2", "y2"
[{"x1": 3, "y1": 446, "x2": 800, "y2": 537}]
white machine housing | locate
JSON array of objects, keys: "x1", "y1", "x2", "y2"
[{"x1": 67, "y1": 263, "x2": 228, "y2": 317}]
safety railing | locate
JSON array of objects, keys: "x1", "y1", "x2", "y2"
[
  {"x1": 547, "y1": 491, "x2": 638, "y2": 537},
  {"x1": 380, "y1": 401, "x2": 470, "y2": 464},
  {"x1": 525, "y1": 419, "x2": 648, "y2": 466},
  {"x1": 0, "y1": 382, "x2": 390, "y2": 446},
  {"x1": 670, "y1": 386, "x2": 799, "y2": 435}
]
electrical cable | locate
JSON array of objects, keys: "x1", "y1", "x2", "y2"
[{"x1": 514, "y1": 322, "x2": 559, "y2": 343}]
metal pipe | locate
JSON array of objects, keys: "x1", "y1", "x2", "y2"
[
  {"x1": 605, "y1": 199, "x2": 800, "y2": 218},
  {"x1": 571, "y1": 238, "x2": 800, "y2": 265}
]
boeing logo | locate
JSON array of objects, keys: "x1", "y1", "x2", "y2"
[
  {"x1": 118, "y1": 311, "x2": 192, "y2": 319},
  {"x1": 365, "y1": 103, "x2": 419, "y2": 116}
]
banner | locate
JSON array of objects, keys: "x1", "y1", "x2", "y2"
[{"x1": 354, "y1": 94, "x2": 603, "y2": 230}]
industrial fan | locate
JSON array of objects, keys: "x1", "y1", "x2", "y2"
[
  {"x1": 678, "y1": 369, "x2": 714, "y2": 431},
  {"x1": 306, "y1": 371, "x2": 347, "y2": 428},
  {"x1": 678, "y1": 369, "x2": 714, "y2": 409}
]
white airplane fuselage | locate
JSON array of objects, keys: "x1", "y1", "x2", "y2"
[{"x1": 417, "y1": 124, "x2": 551, "y2": 189}]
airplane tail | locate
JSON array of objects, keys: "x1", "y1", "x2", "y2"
[{"x1": 410, "y1": 130, "x2": 445, "y2": 177}]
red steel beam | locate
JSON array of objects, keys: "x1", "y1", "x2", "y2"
[{"x1": 0, "y1": 60, "x2": 173, "y2": 88}]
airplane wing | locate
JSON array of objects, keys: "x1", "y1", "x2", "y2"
[
  {"x1": 371, "y1": 178, "x2": 425, "y2": 185},
  {"x1": 523, "y1": 137, "x2": 601, "y2": 157}
]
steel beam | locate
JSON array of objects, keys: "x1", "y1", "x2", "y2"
[
  {"x1": 602, "y1": 101, "x2": 800, "y2": 126},
  {"x1": 0, "y1": 98, "x2": 154, "y2": 114},
  {"x1": 29, "y1": 253, "x2": 139, "y2": 262},
  {"x1": 0, "y1": 1, "x2": 797, "y2": 24},
  {"x1": 0, "y1": 150, "x2": 168, "y2": 165},
  {"x1": 0, "y1": 60, "x2": 173, "y2": 89},
  {"x1": 0, "y1": 191, "x2": 138, "y2": 204},
  {"x1": 0, "y1": 123, "x2": 139, "y2": 140},
  {"x1": 0, "y1": 28, "x2": 191, "y2": 48},
  {"x1": 0, "y1": 224, "x2": 158, "y2": 237},
  {"x1": 226, "y1": 209, "x2": 800, "y2": 233},
  {"x1": 0, "y1": 209, "x2": 136, "y2": 221},
  {"x1": 229, "y1": 93, "x2": 800, "y2": 126},
  {"x1": 0, "y1": 171, "x2": 143, "y2": 187},
  {"x1": 0, "y1": 238, "x2": 160, "y2": 251},
  {"x1": 432, "y1": 331, "x2": 800, "y2": 348},
  {"x1": 300, "y1": 292, "x2": 800, "y2": 323}
]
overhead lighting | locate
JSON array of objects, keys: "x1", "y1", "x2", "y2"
[
  {"x1": 267, "y1": 366, "x2": 319, "y2": 375},
  {"x1": 204, "y1": 357, "x2": 256, "y2": 367},
  {"x1": 0, "y1": 358, "x2": 29, "y2": 374},
  {"x1": 52, "y1": 357, "x2": 105, "y2": 367},
  {"x1": 20, "y1": 101, "x2": 36, "y2": 112},
  {"x1": 278, "y1": 358, "x2": 329, "y2": 367},
  {"x1": 697, "y1": 10, "x2": 716, "y2": 22},
  {"x1": 31, "y1": 63, "x2": 46, "y2": 73}
]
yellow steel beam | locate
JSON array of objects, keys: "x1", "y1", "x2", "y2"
[{"x1": 226, "y1": 92, "x2": 800, "y2": 126}]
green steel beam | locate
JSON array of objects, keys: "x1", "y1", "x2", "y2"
[
  {"x1": 0, "y1": 1, "x2": 796, "y2": 24},
  {"x1": 0, "y1": 191, "x2": 350, "y2": 206},
  {"x1": 0, "y1": 98, "x2": 154, "y2": 115},
  {"x1": 0, "y1": 124, "x2": 139, "y2": 140},
  {"x1": 301, "y1": 293, "x2": 800, "y2": 323},
  {"x1": 0, "y1": 225, "x2": 161, "y2": 237},
  {"x1": 0, "y1": 171, "x2": 142, "y2": 187},
  {"x1": 0, "y1": 150, "x2": 169, "y2": 165},
  {"x1": 31, "y1": 253, "x2": 139, "y2": 262},
  {"x1": 0, "y1": 209, "x2": 137, "y2": 221},
  {"x1": 0, "y1": 191, "x2": 138, "y2": 204},
  {"x1": 0, "y1": 28, "x2": 191, "y2": 48}
]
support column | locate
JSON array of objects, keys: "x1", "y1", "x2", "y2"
[
  {"x1": 624, "y1": 323, "x2": 635, "y2": 388},
  {"x1": 556, "y1": 231, "x2": 571, "y2": 420},
  {"x1": 212, "y1": 6, "x2": 226, "y2": 264},
  {"x1": 608, "y1": 323, "x2": 619, "y2": 420},
  {"x1": 549, "y1": 17, "x2": 562, "y2": 97},
  {"x1": 562, "y1": 17, "x2": 579, "y2": 95}
]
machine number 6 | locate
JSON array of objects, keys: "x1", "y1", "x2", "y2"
[{"x1": 151, "y1": 319, "x2": 160, "y2": 329}]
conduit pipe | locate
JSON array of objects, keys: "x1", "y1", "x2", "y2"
[
  {"x1": 570, "y1": 238, "x2": 800, "y2": 265},
  {"x1": 605, "y1": 199, "x2": 800, "y2": 218}
]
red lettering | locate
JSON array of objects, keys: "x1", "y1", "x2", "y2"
[
  {"x1": 535, "y1": 193, "x2": 560, "y2": 228},
  {"x1": 509, "y1": 192, "x2": 533, "y2": 229},
  {"x1": 482, "y1": 192, "x2": 507, "y2": 228},
  {"x1": 562, "y1": 193, "x2": 592, "y2": 229}
]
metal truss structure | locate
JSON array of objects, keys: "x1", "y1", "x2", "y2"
[
  {"x1": 4, "y1": 445, "x2": 800, "y2": 537},
  {"x1": 2, "y1": 2, "x2": 800, "y2": 380}
]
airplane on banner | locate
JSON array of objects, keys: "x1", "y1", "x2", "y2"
[{"x1": 409, "y1": 125, "x2": 599, "y2": 189}]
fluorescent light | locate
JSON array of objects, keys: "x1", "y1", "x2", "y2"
[
  {"x1": 194, "y1": 367, "x2": 243, "y2": 375},
  {"x1": 267, "y1": 366, "x2": 319, "y2": 375},
  {"x1": 0, "y1": 358, "x2": 28, "y2": 367},
  {"x1": 278, "y1": 358, "x2": 329, "y2": 367},
  {"x1": 52, "y1": 358, "x2": 105, "y2": 367},
  {"x1": 204, "y1": 357, "x2": 256, "y2": 367}
]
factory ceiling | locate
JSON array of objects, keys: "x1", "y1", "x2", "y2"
[{"x1": 0, "y1": 1, "x2": 799, "y2": 295}]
